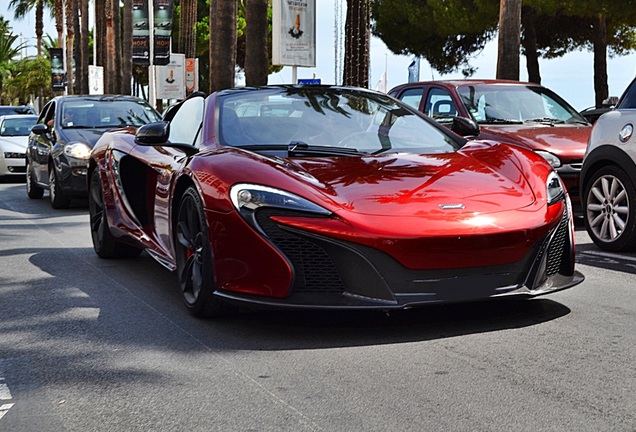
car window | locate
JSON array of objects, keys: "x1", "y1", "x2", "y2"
[
  {"x1": 397, "y1": 88, "x2": 424, "y2": 110},
  {"x1": 0, "y1": 117, "x2": 38, "y2": 136},
  {"x1": 39, "y1": 101, "x2": 55, "y2": 127},
  {"x1": 424, "y1": 88, "x2": 457, "y2": 124},
  {"x1": 168, "y1": 96, "x2": 204, "y2": 146},
  {"x1": 619, "y1": 80, "x2": 636, "y2": 109},
  {"x1": 60, "y1": 99, "x2": 160, "y2": 129}
]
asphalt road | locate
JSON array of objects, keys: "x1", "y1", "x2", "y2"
[{"x1": 1, "y1": 179, "x2": 635, "y2": 431}]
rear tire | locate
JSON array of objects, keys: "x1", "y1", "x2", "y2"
[
  {"x1": 25, "y1": 159, "x2": 44, "y2": 199},
  {"x1": 175, "y1": 186, "x2": 227, "y2": 318},
  {"x1": 89, "y1": 169, "x2": 142, "y2": 258},
  {"x1": 49, "y1": 167, "x2": 70, "y2": 209},
  {"x1": 584, "y1": 165, "x2": 636, "y2": 252}
]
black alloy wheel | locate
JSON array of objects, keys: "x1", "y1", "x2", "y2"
[
  {"x1": 25, "y1": 159, "x2": 44, "y2": 199},
  {"x1": 49, "y1": 166, "x2": 70, "y2": 209},
  {"x1": 88, "y1": 169, "x2": 142, "y2": 258},
  {"x1": 175, "y1": 186, "x2": 226, "y2": 317},
  {"x1": 584, "y1": 165, "x2": 636, "y2": 252}
]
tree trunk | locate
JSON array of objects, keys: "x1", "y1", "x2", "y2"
[
  {"x1": 81, "y1": 0, "x2": 90, "y2": 93},
  {"x1": 245, "y1": 0, "x2": 268, "y2": 86},
  {"x1": 593, "y1": 14, "x2": 609, "y2": 108},
  {"x1": 343, "y1": 0, "x2": 370, "y2": 88},
  {"x1": 35, "y1": 0, "x2": 43, "y2": 57},
  {"x1": 521, "y1": 7, "x2": 540, "y2": 84},
  {"x1": 55, "y1": 0, "x2": 64, "y2": 49},
  {"x1": 105, "y1": 0, "x2": 117, "y2": 94},
  {"x1": 209, "y1": 0, "x2": 237, "y2": 92},
  {"x1": 122, "y1": 0, "x2": 133, "y2": 95},
  {"x1": 496, "y1": 0, "x2": 521, "y2": 81},
  {"x1": 65, "y1": 0, "x2": 75, "y2": 94},
  {"x1": 114, "y1": 0, "x2": 122, "y2": 94},
  {"x1": 73, "y1": 4, "x2": 82, "y2": 94},
  {"x1": 180, "y1": 0, "x2": 197, "y2": 58}
]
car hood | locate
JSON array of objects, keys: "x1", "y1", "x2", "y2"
[
  {"x1": 287, "y1": 150, "x2": 536, "y2": 216},
  {"x1": 58, "y1": 128, "x2": 107, "y2": 147},
  {"x1": 478, "y1": 124, "x2": 589, "y2": 161},
  {"x1": 0, "y1": 136, "x2": 28, "y2": 151}
]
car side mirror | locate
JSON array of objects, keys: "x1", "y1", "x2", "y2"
[
  {"x1": 135, "y1": 121, "x2": 170, "y2": 144},
  {"x1": 451, "y1": 116, "x2": 480, "y2": 137},
  {"x1": 31, "y1": 123, "x2": 49, "y2": 135}
]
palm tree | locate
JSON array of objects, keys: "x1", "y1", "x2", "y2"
[
  {"x1": 122, "y1": 0, "x2": 133, "y2": 95},
  {"x1": 209, "y1": 0, "x2": 237, "y2": 92},
  {"x1": 8, "y1": 0, "x2": 52, "y2": 58},
  {"x1": 244, "y1": 0, "x2": 268, "y2": 86},
  {"x1": 104, "y1": 0, "x2": 116, "y2": 94},
  {"x1": 343, "y1": 0, "x2": 370, "y2": 88},
  {"x1": 0, "y1": 31, "x2": 26, "y2": 103},
  {"x1": 65, "y1": 0, "x2": 75, "y2": 94}
]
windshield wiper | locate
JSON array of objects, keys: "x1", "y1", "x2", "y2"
[
  {"x1": 233, "y1": 142, "x2": 367, "y2": 157},
  {"x1": 480, "y1": 118, "x2": 523, "y2": 124},
  {"x1": 288, "y1": 141, "x2": 367, "y2": 157},
  {"x1": 524, "y1": 118, "x2": 566, "y2": 125}
]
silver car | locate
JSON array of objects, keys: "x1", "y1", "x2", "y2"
[
  {"x1": 580, "y1": 79, "x2": 636, "y2": 251},
  {"x1": 0, "y1": 115, "x2": 38, "y2": 178}
]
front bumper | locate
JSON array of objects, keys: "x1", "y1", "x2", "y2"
[
  {"x1": 214, "y1": 203, "x2": 584, "y2": 310},
  {"x1": 0, "y1": 154, "x2": 26, "y2": 176}
]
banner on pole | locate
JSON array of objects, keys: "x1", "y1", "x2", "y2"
[
  {"x1": 132, "y1": 0, "x2": 150, "y2": 65},
  {"x1": 153, "y1": 0, "x2": 174, "y2": 66},
  {"x1": 155, "y1": 54, "x2": 185, "y2": 100},
  {"x1": 272, "y1": 0, "x2": 316, "y2": 67},
  {"x1": 50, "y1": 48, "x2": 65, "y2": 90}
]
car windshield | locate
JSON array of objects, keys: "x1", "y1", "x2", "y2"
[
  {"x1": 0, "y1": 106, "x2": 35, "y2": 116},
  {"x1": 457, "y1": 84, "x2": 588, "y2": 125},
  {"x1": 218, "y1": 87, "x2": 461, "y2": 155},
  {"x1": 0, "y1": 117, "x2": 37, "y2": 136},
  {"x1": 61, "y1": 99, "x2": 161, "y2": 129}
]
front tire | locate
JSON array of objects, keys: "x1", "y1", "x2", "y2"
[
  {"x1": 175, "y1": 186, "x2": 226, "y2": 318},
  {"x1": 89, "y1": 169, "x2": 142, "y2": 258},
  {"x1": 584, "y1": 165, "x2": 636, "y2": 252},
  {"x1": 49, "y1": 166, "x2": 70, "y2": 209},
  {"x1": 25, "y1": 159, "x2": 44, "y2": 199}
]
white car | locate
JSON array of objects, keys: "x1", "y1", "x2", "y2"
[
  {"x1": 0, "y1": 115, "x2": 38, "y2": 178},
  {"x1": 580, "y1": 79, "x2": 636, "y2": 251}
]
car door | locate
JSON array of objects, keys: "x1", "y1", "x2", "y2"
[
  {"x1": 29, "y1": 101, "x2": 56, "y2": 184},
  {"x1": 129, "y1": 94, "x2": 205, "y2": 259}
]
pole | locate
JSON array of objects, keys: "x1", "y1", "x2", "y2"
[
  {"x1": 148, "y1": 0, "x2": 156, "y2": 103},
  {"x1": 292, "y1": 65, "x2": 297, "y2": 84}
]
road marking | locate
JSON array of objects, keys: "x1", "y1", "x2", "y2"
[{"x1": 0, "y1": 404, "x2": 14, "y2": 420}]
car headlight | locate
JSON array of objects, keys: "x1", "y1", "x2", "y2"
[
  {"x1": 535, "y1": 150, "x2": 562, "y2": 168},
  {"x1": 546, "y1": 171, "x2": 565, "y2": 205},
  {"x1": 64, "y1": 142, "x2": 92, "y2": 160},
  {"x1": 230, "y1": 184, "x2": 331, "y2": 232},
  {"x1": 4, "y1": 152, "x2": 25, "y2": 159}
]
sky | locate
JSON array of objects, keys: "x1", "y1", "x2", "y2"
[{"x1": 3, "y1": 0, "x2": 636, "y2": 111}]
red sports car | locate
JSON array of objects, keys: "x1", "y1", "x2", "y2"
[{"x1": 88, "y1": 86, "x2": 583, "y2": 317}]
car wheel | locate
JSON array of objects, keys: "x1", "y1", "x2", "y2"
[
  {"x1": 584, "y1": 165, "x2": 636, "y2": 252},
  {"x1": 25, "y1": 159, "x2": 44, "y2": 199},
  {"x1": 175, "y1": 186, "x2": 227, "y2": 318},
  {"x1": 49, "y1": 166, "x2": 70, "y2": 209},
  {"x1": 89, "y1": 169, "x2": 142, "y2": 258}
]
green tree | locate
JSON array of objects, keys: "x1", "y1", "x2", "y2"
[
  {"x1": 4, "y1": 56, "x2": 50, "y2": 103},
  {"x1": 371, "y1": 0, "x2": 498, "y2": 76},
  {"x1": 0, "y1": 31, "x2": 26, "y2": 103},
  {"x1": 8, "y1": 0, "x2": 52, "y2": 58}
]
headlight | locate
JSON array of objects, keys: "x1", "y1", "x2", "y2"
[
  {"x1": 535, "y1": 150, "x2": 562, "y2": 168},
  {"x1": 230, "y1": 184, "x2": 331, "y2": 232},
  {"x1": 64, "y1": 142, "x2": 92, "y2": 160},
  {"x1": 4, "y1": 152, "x2": 25, "y2": 159},
  {"x1": 546, "y1": 171, "x2": 565, "y2": 205}
]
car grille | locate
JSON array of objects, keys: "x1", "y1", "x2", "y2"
[
  {"x1": 255, "y1": 210, "x2": 345, "y2": 294},
  {"x1": 545, "y1": 205, "x2": 569, "y2": 276}
]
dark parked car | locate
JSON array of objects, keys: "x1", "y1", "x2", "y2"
[
  {"x1": 579, "y1": 97, "x2": 618, "y2": 124},
  {"x1": 26, "y1": 95, "x2": 161, "y2": 208},
  {"x1": 0, "y1": 105, "x2": 36, "y2": 116},
  {"x1": 88, "y1": 86, "x2": 582, "y2": 317},
  {"x1": 389, "y1": 80, "x2": 591, "y2": 211}
]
